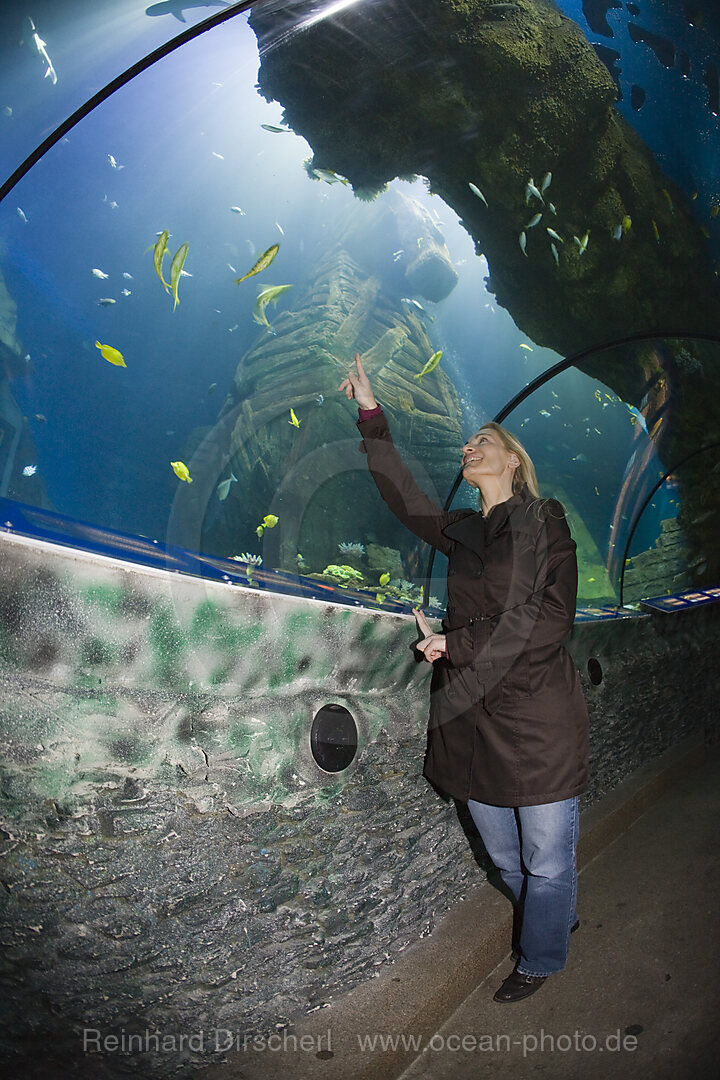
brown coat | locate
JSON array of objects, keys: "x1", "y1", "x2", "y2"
[{"x1": 358, "y1": 409, "x2": 589, "y2": 807}]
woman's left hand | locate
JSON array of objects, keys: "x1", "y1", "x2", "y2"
[{"x1": 412, "y1": 608, "x2": 446, "y2": 663}]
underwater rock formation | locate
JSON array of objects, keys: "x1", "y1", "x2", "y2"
[
  {"x1": 169, "y1": 200, "x2": 464, "y2": 576},
  {"x1": 248, "y1": 0, "x2": 720, "y2": 405}
]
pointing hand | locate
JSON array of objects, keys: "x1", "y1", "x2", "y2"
[{"x1": 338, "y1": 353, "x2": 378, "y2": 411}]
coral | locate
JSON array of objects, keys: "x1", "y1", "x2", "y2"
[
  {"x1": 231, "y1": 553, "x2": 263, "y2": 566},
  {"x1": 338, "y1": 542, "x2": 366, "y2": 557},
  {"x1": 321, "y1": 564, "x2": 366, "y2": 585}
]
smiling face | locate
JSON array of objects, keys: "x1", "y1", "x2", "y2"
[{"x1": 461, "y1": 428, "x2": 520, "y2": 490}]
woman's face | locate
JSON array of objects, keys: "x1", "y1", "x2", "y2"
[{"x1": 461, "y1": 428, "x2": 519, "y2": 488}]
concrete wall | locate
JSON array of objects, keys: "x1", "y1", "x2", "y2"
[{"x1": 0, "y1": 530, "x2": 717, "y2": 1077}]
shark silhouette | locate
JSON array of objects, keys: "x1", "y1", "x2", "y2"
[{"x1": 146, "y1": 0, "x2": 230, "y2": 22}]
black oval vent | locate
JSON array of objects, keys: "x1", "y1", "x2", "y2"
[
  {"x1": 310, "y1": 704, "x2": 358, "y2": 772},
  {"x1": 587, "y1": 657, "x2": 603, "y2": 686}
]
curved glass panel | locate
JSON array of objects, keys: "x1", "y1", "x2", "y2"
[
  {"x1": 0, "y1": 0, "x2": 248, "y2": 189},
  {"x1": 623, "y1": 441, "x2": 720, "y2": 603},
  {"x1": 1, "y1": 0, "x2": 719, "y2": 616}
]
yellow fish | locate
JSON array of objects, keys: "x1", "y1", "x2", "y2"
[
  {"x1": 594, "y1": 389, "x2": 602, "y2": 401},
  {"x1": 170, "y1": 242, "x2": 189, "y2": 310},
  {"x1": 289, "y1": 407, "x2": 300, "y2": 427},
  {"x1": 379, "y1": 572, "x2": 390, "y2": 586},
  {"x1": 171, "y1": 461, "x2": 192, "y2": 483},
  {"x1": 262, "y1": 515, "x2": 278, "y2": 528},
  {"x1": 414, "y1": 350, "x2": 443, "y2": 381},
  {"x1": 153, "y1": 230, "x2": 171, "y2": 292},
  {"x1": 519, "y1": 343, "x2": 533, "y2": 351},
  {"x1": 256, "y1": 526, "x2": 264, "y2": 539},
  {"x1": 95, "y1": 340, "x2": 126, "y2": 367},
  {"x1": 234, "y1": 243, "x2": 280, "y2": 284},
  {"x1": 622, "y1": 215, "x2": 632, "y2": 232},
  {"x1": 253, "y1": 284, "x2": 293, "y2": 328}
]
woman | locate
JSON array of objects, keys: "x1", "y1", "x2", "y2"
[{"x1": 339, "y1": 355, "x2": 589, "y2": 1004}]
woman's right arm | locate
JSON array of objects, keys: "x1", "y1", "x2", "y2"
[{"x1": 338, "y1": 355, "x2": 453, "y2": 554}]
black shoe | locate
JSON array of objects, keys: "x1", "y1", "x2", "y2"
[
  {"x1": 511, "y1": 918, "x2": 579, "y2": 962},
  {"x1": 493, "y1": 967, "x2": 547, "y2": 1003}
]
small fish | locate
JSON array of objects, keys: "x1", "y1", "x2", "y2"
[
  {"x1": 414, "y1": 350, "x2": 443, "y2": 381},
  {"x1": 216, "y1": 472, "x2": 238, "y2": 501},
  {"x1": 651, "y1": 219, "x2": 660, "y2": 242},
  {"x1": 169, "y1": 242, "x2": 189, "y2": 309},
  {"x1": 547, "y1": 202, "x2": 557, "y2": 215},
  {"x1": 34, "y1": 414, "x2": 47, "y2": 423},
  {"x1": 121, "y1": 288, "x2": 131, "y2": 296},
  {"x1": 97, "y1": 297, "x2": 116, "y2": 306},
  {"x1": 550, "y1": 242, "x2": 559, "y2": 265},
  {"x1": 379, "y1": 572, "x2": 390, "y2": 587},
  {"x1": 525, "y1": 177, "x2": 544, "y2": 204},
  {"x1": 573, "y1": 231, "x2": 589, "y2": 254},
  {"x1": 152, "y1": 230, "x2": 171, "y2": 292},
  {"x1": 253, "y1": 284, "x2": 293, "y2": 329},
  {"x1": 275, "y1": 221, "x2": 284, "y2": 235},
  {"x1": 611, "y1": 224, "x2": 623, "y2": 241},
  {"x1": 22, "y1": 465, "x2": 37, "y2": 476},
  {"x1": 392, "y1": 249, "x2": 404, "y2": 261},
  {"x1": 262, "y1": 514, "x2": 279, "y2": 528},
  {"x1": 622, "y1": 215, "x2": 632, "y2": 232},
  {"x1": 230, "y1": 206, "x2": 246, "y2": 214},
  {"x1": 313, "y1": 168, "x2": 348, "y2": 185},
  {"x1": 519, "y1": 231, "x2": 527, "y2": 256},
  {"x1": 540, "y1": 171, "x2": 552, "y2": 193},
  {"x1": 3, "y1": 106, "x2": 12, "y2": 117},
  {"x1": 261, "y1": 124, "x2": 290, "y2": 133},
  {"x1": 594, "y1": 390, "x2": 602, "y2": 402},
  {"x1": 207, "y1": 382, "x2": 217, "y2": 394},
  {"x1": 468, "y1": 182, "x2": 488, "y2": 206},
  {"x1": 525, "y1": 213, "x2": 542, "y2": 228},
  {"x1": 519, "y1": 343, "x2": 533, "y2": 351},
  {"x1": 95, "y1": 340, "x2": 126, "y2": 367},
  {"x1": 16, "y1": 207, "x2": 27, "y2": 223},
  {"x1": 539, "y1": 409, "x2": 551, "y2": 417},
  {"x1": 256, "y1": 526, "x2": 264, "y2": 538},
  {"x1": 211, "y1": 151, "x2": 225, "y2": 160},
  {"x1": 661, "y1": 188, "x2": 674, "y2": 213},
  {"x1": 227, "y1": 263, "x2": 237, "y2": 273},
  {"x1": 107, "y1": 154, "x2": 124, "y2": 169},
  {"x1": 710, "y1": 205, "x2": 719, "y2": 218},
  {"x1": 572, "y1": 453, "x2": 588, "y2": 463},
  {"x1": 234, "y1": 243, "x2": 280, "y2": 284},
  {"x1": 315, "y1": 393, "x2": 324, "y2": 405},
  {"x1": 546, "y1": 227, "x2": 563, "y2": 243},
  {"x1": 401, "y1": 297, "x2": 425, "y2": 312},
  {"x1": 289, "y1": 408, "x2": 301, "y2": 428},
  {"x1": 171, "y1": 461, "x2": 192, "y2": 483},
  {"x1": 123, "y1": 272, "x2": 133, "y2": 279},
  {"x1": 92, "y1": 268, "x2": 109, "y2": 279}
]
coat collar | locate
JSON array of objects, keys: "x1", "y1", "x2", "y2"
[{"x1": 441, "y1": 485, "x2": 534, "y2": 557}]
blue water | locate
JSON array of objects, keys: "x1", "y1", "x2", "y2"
[{"x1": 1, "y1": 0, "x2": 717, "y2": 605}]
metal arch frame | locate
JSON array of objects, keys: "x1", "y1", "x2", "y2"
[
  {"x1": 0, "y1": 0, "x2": 257, "y2": 204},
  {"x1": 422, "y1": 330, "x2": 720, "y2": 607},
  {"x1": 618, "y1": 441, "x2": 720, "y2": 607}
]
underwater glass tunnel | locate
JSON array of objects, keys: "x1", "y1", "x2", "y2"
[{"x1": 1, "y1": 0, "x2": 719, "y2": 617}]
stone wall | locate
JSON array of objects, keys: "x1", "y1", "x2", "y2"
[{"x1": 0, "y1": 531, "x2": 718, "y2": 1077}]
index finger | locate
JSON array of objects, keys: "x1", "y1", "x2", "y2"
[
  {"x1": 412, "y1": 607, "x2": 432, "y2": 634},
  {"x1": 354, "y1": 352, "x2": 366, "y2": 377}
]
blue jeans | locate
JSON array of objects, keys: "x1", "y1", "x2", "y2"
[{"x1": 467, "y1": 797, "x2": 579, "y2": 977}]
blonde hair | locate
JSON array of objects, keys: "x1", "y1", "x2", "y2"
[{"x1": 477, "y1": 422, "x2": 540, "y2": 497}]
